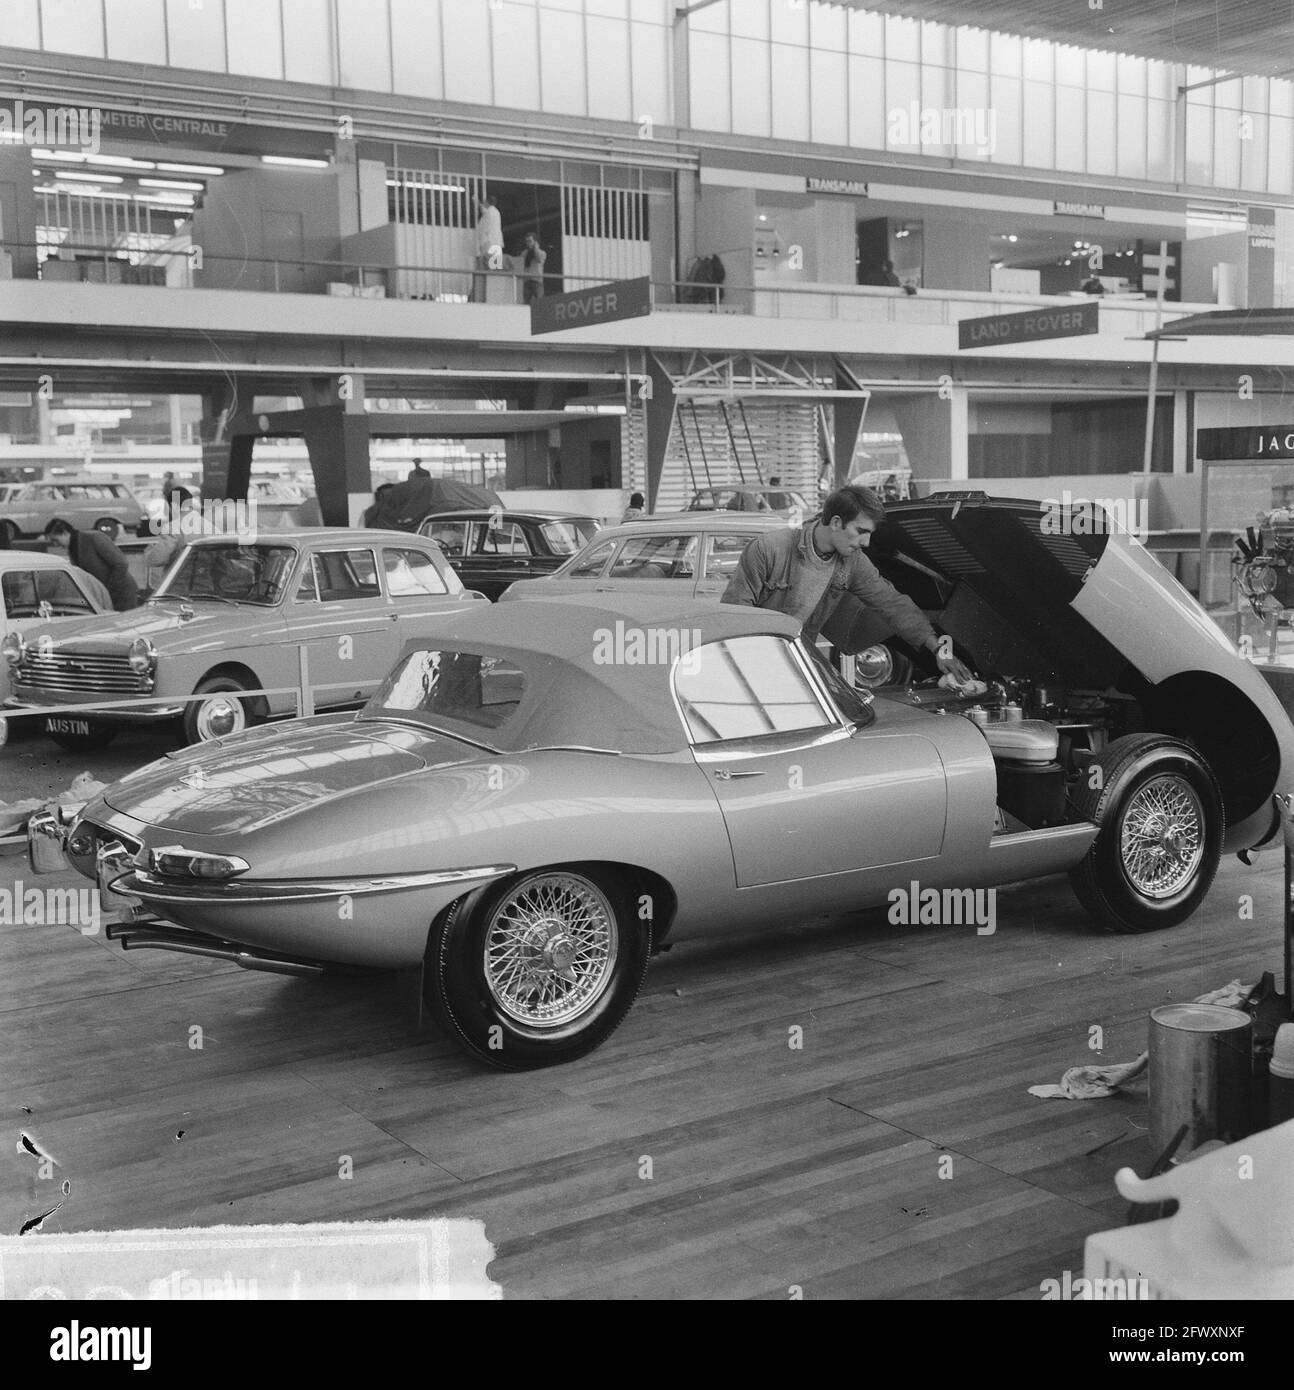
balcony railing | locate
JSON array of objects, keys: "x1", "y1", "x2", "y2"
[{"x1": 6, "y1": 242, "x2": 1212, "y2": 335}]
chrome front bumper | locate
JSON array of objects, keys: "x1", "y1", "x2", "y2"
[{"x1": 4, "y1": 696, "x2": 186, "y2": 724}]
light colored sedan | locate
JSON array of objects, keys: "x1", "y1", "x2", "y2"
[
  {"x1": 0, "y1": 551, "x2": 110, "y2": 703},
  {"x1": 3, "y1": 527, "x2": 485, "y2": 747},
  {"x1": 500, "y1": 513, "x2": 786, "y2": 603},
  {"x1": 0, "y1": 476, "x2": 148, "y2": 541}
]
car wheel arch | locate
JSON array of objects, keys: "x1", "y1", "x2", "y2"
[
  {"x1": 191, "y1": 662, "x2": 270, "y2": 721},
  {"x1": 1142, "y1": 670, "x2": 1281, "y2": 829}
]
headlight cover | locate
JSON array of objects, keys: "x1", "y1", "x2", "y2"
[
  {"x1": 853, "y1": 644, "x2": 895, "y2": 688},
  {"x1": 128, "y1": 636, "x2": 157, "y2": 674},
  {"x1": 1, "y1": 632, "x2": 24, "y2": 668},
  {"x1": 150, "y1": 846, "x2": 250, "y2": 880}
]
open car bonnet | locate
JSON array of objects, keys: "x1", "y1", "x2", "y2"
[
  {"x1": 857, "y1": 492, "x2": 1235, "y2": 688},
  {"x1": 103, "y1": 719, "x2": 470, "y2": 835}
]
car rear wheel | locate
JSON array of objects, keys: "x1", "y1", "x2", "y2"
[
  {"x1": 1069, "y1": 734, "x2": 1223, "y2": 934},
  {"x1": 93, "y1": 517, "x2": 121, "y2": 539},
  {"x1": 46, "y1": 718, "x2": 118, "y2": 752},
  {"x1": 181, "y1": 676, "x2": 264, "y2": 745},
  {"x1": 425, "y1": 866, "x2": 650, "y2": 1069}
]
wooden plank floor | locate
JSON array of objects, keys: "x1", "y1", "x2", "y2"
[{"x1": 1, "y1": 843, "x2": 1285, "y2": 1299}]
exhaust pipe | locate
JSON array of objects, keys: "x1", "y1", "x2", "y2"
[{"x1": 106, "y1": 922, "x2": 325, "y2": 978}]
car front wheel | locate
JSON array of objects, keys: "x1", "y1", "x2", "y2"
[
  {"x1": 1069, "y1": 734, "x2": 1223, "y2": 933},
  {"x1": 181, "y1": 676, "x2": 263, "y2": 745},
  {"x1": 425, "y1": 866, "x2": 650, "y2": 1069},
  {"x1": 0, "y1": 520, "x2": 20, "y2": 544}
]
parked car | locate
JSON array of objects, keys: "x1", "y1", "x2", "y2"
[
  {"x1": 3, "y1": 527, "x2": 485, "y2": 748},
  {"x1": 0, "y1": 476, "x2": 149, "y2": 541},
  {"x1": 419, "y1": 509, "x2": 600, "y2": 600},
  {"x1": 684, "y1": 485, "x2": 810, "y2": 517},
  {"x1": 499, "y1": 513, "x2": 786, "y2": 603},
  {"x1": 0, "y1": 551, "x2": 111, "y2": 704},
  {"x1": 29, "y1": 497, "x2": 1294, "y2": 1068}
]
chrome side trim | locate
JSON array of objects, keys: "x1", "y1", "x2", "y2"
[
  {"x1": 106, "y1": 922, "x2": 326, "y2": 977},
  {"x1": 118, "y1": 862, "x2": 517, "y2": 904}
]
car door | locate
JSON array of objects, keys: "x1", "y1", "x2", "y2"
[
  {"x1": 676, "y1": 634, "x2": 948, "y2": 888},
  {"x1": 695, "y1": 529, "x2": 767, "y2": 600},
  {"x1": 290, "y1": 546, "x2": 395, "y2": 707},
  {"x1": 462, "y1": 519, "x2": 532, "y2": 600}
]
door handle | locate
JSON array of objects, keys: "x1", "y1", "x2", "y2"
[{"x1": 712, "y1": 768, "x2": 765, "y2": 779}]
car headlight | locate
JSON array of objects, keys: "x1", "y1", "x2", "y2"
[
  {"x1": 150, "y1": 846, "x2": 250, "y2": 880},
  {"x1": 1, "y1": 632, "x2": 24, "y2": 669},
  {"x1": 128, "y1": 637, "x2": 157, "y2": 674},
  {"x1": 853, "y1": 644, "x2": 895, "y2": 688}
]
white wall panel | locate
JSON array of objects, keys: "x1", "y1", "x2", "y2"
[
  {"x1": 337, "y1": 0, "x2": 391, "y2": 92},
  {"x1": 391, "y1": 0, "x2": 444, "y2": 100},
  {"x1": 39, "y1": 0, "x2": 103, "y2": 57},
  {"x1": 226, "y1": 0, "x2": 284, "y2": 80},
  {"x1": 105, "y1": 0, "x2": 166, "y2": 65}
]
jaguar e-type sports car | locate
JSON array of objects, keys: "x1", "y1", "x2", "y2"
[{"x1": 27, "y1": 495, "x2": 1294, "y2": 1069}]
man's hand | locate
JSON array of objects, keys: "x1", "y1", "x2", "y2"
[{"x1": 934, "y1": 644, "x2": 978, "y2": 683}]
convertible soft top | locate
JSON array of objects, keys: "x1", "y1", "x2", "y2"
[{"x1": 386, "y1": 594, "x2": 802, "y2": 755}]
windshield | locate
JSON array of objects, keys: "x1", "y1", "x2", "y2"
[
  {"x1": 363, "y1": 648, "x2": 526, "y2": 737},
  {"x1": 154, "y1": 543, "x2": 297, "y2": 605},
  {"x1": 541, "y1": 519, "x2": 598, "y2": 554}
]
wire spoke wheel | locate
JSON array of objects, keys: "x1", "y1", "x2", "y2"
[
  {"x1": 484, "y1": 873, "x2": 618, "y2": 1028},
  {"x1": 1119, "y1": 774, "x2": 1205, "y2": 898}
]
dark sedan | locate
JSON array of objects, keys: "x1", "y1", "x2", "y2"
[{"x1": 418, "y1": 509, "x2": 600, "y2": 600}]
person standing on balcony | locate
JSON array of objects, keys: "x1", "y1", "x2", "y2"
[
  {"x1": 521, "y1": 232, "x2": 547, "y2": 302},
  {"x1": 473, "y1": 195, "x2": 504, "y2": 302}
]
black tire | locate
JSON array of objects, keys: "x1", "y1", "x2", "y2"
[
  {"x1": 1068, "y1": 734, "x2": 1223, "y2": 934},
  {"x1": 425, "y1": 866, "x2": 651, "y2": 1070},
  {"x1": 93, "y1": 517, "x2": 121, "y2": 539},
  {"x1": 0, "y1": 519, "x2": 20, "y2": 544},
  {"x1": 46, "y1": 718, "x2": 117, "y2": 752},
  {"x1": 181, "y1": 675, "x2": 265, "y2": 745}
]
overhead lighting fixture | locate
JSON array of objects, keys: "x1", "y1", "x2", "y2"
[
  {"x1": 34, "y1": 149, "x2": 87, "y2": 163},
  {"x1": 140, "y1": 177, "x2": 204, "y2": 191},
  {"x1": 385, "y1": 178, "x2": 466, "y2": 192},
  {"x1": 55, "y1": 171, "x2": 123, "y2": 183},
  {"x1": 262, "y1": 155, "x2": 329, "y2": 168},
  {"x1": 134, "y1": 191, "x2": 194, "y2": 205},
  {"x1": 87, "y1": 155, "x2": 156, "y2": 170},
  {"x1": 1007, "y1": 234, "x2": 1018, "y2": 243},
  {"x1": 157, "y1": 161, "x2": 225, "y2": 176}
]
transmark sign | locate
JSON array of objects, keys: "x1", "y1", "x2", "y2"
[
  {"x1": 959, "y1": 299, "x2": 1099, "y2": 349},
  {"x1": 530, "y1": 276, "x2": 652, "y2": 335}
]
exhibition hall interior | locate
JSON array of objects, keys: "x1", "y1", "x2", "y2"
[{"x1": 2, "y1": 0, "x2": 1294, "y2": 1323}]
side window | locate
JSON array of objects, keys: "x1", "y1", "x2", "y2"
[
  {"x1": 479, "y1": 522, "x2": 530, "y2": 557},
  {"x1": 312, "y1": 548, "x2": 381, "y2": 601},
  {"x1": 704, "y1": 532, "x2": 759, "y2": 580},
  {"x1": 568, "y1": 540, "x2": 616, "y2": 578},
  {"x1": 384, "y1": 547, "x2": 450, "y2": 597},
  {"x1": 674, "y1": 636, "x2": 833, "y2": 744},
  {"x1": 426, "y1": 521, "x2": 471, "y2": 558},
  {"x1": 295, "y1": 555, "x2": 321, "y2": 602},
  {"x1": 609, "y1": 534, "x2": 698, "y2": 580}
]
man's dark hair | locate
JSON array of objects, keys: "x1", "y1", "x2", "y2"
[
  {"x1": 822, "y1": 485, "x2": 886, "y2": 527},
  {"x1": 409, "y1": 460, "x2": 430, "y2": 478},
  {"x1": 374, "y1": 482, "x2": 394, "y2": 499},
  {"x1": 44, "y1": 517, "x2": 75, "y2": 540},
  {"x1": 629, "y1": 492, "x2": 644, "y2": 508}
]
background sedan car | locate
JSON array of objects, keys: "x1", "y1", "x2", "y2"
[
  {"x1": 419, "y1": 509, "x2": 599, "y2": 600},
  {"x1": 500, "y1": 513, "x2": 786, "y2": 603},
  {"x1": 3, "y1": 527, "x2": 485, "y2": 748},
  {"x1": 0, "y1": 476, "x2": 148, "y2": 541},
  {"x1": 684, "y1": 484, "x2": 809, "y2": 517},
  {"x1": 37, "y1": 542, "x2": 1294, "y2": 1070},
  {"x1": 0, "y1": 551, "x2": 110, "y2": 703}
]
